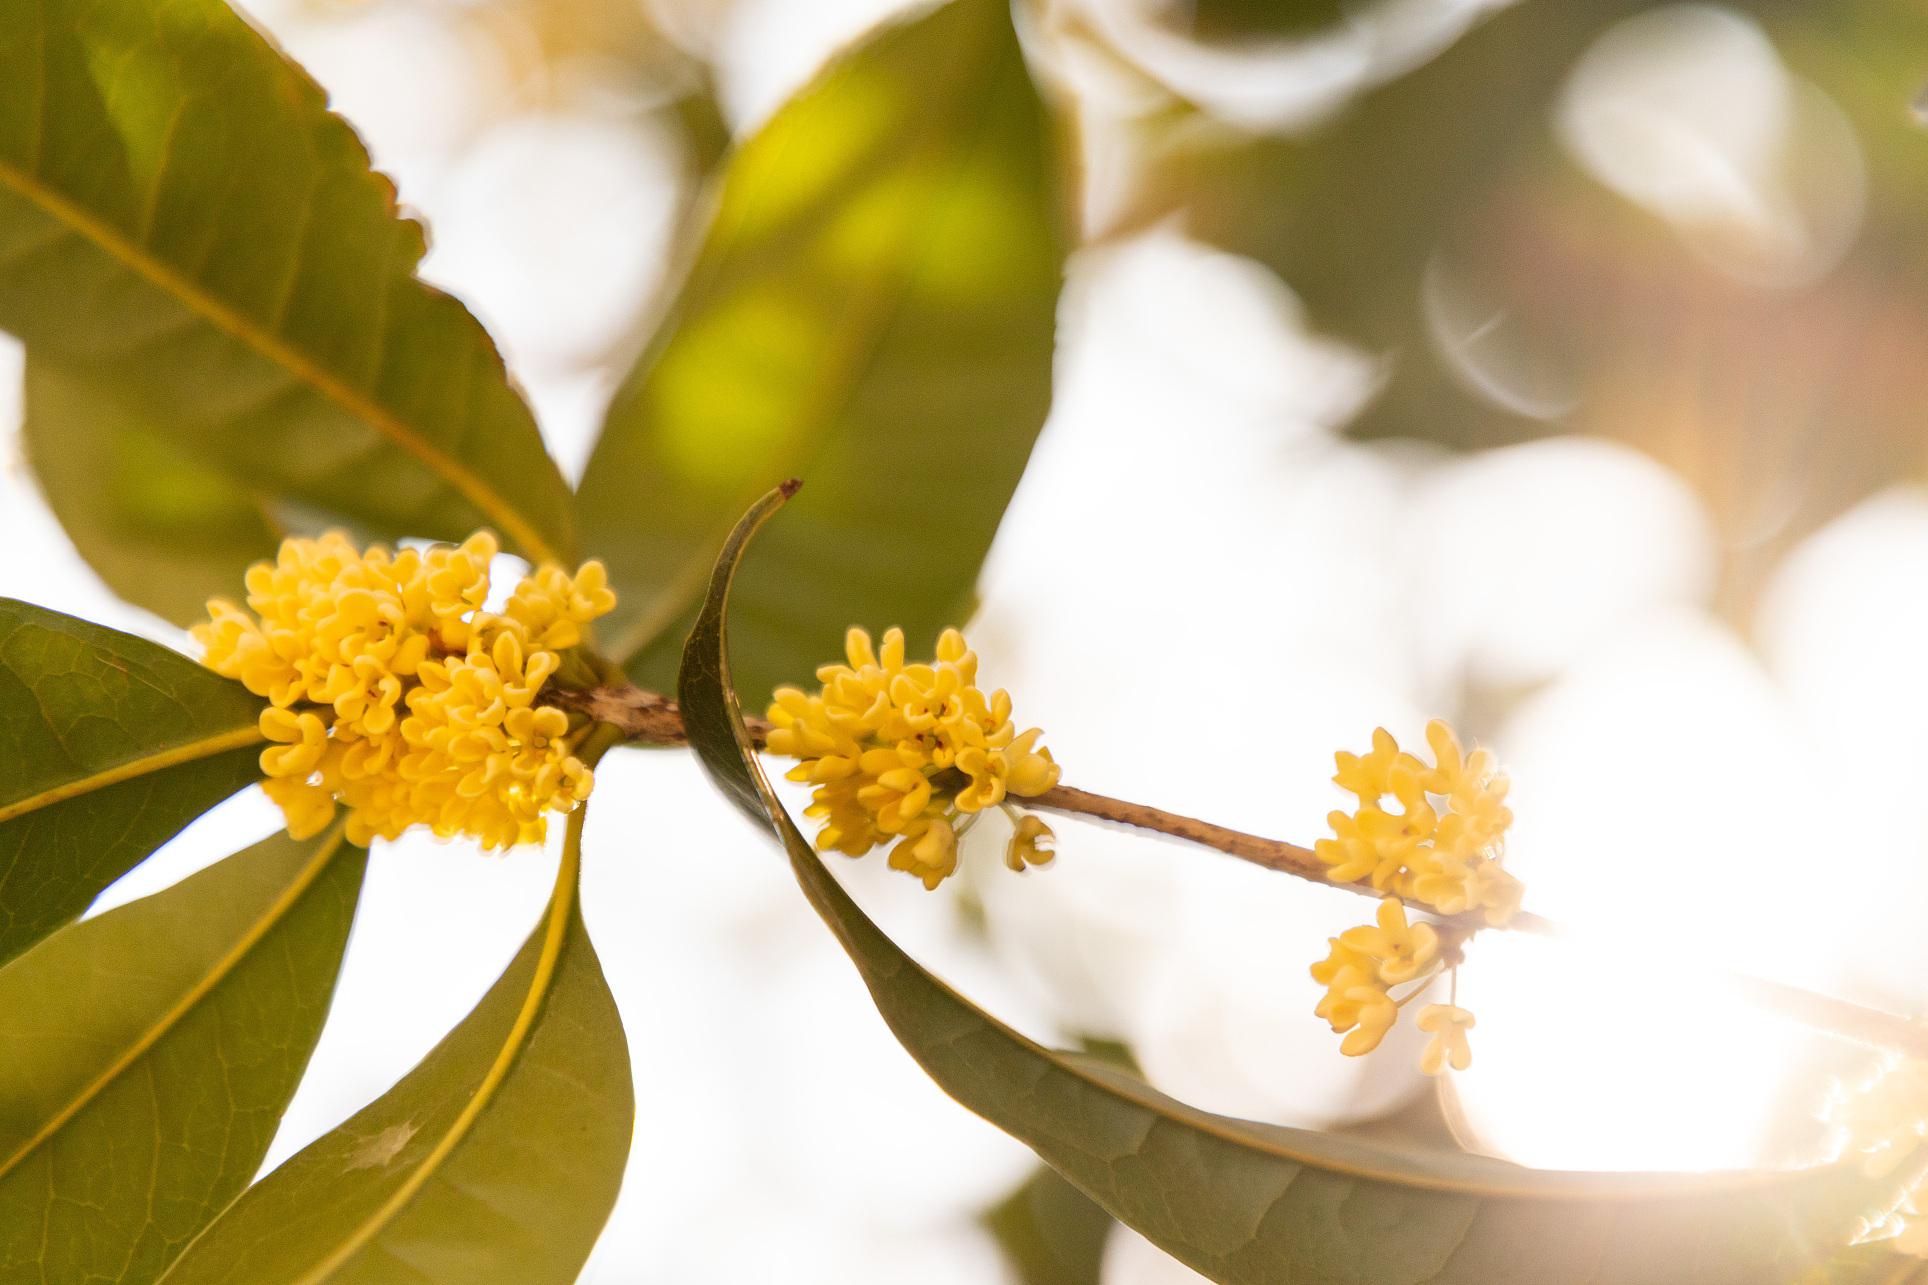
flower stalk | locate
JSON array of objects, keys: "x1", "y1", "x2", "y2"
[{"x1": 567, "y1": 677, "x2": 1928, "y2": 1061}]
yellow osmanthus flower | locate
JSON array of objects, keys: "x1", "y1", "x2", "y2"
[
  {"x1": 193, "y1": 531, "x2": 614, "y2": 849},
  {"x1": 1339, "y1": 896, "x2": 1440, "y2": 985},
  {"x1": 1309, "y1": 930, "x2": 1400, "y2": 1057},
  {"x1": 1317, "y1": 720, "x2": 1522, "y2": 926},
  {"x1": 1311, "y1": 898, "x2": 1473, "y2": 1072},
  {"x1": 765, "y1": 627, "x2": 1061, "y2": 890},
  {"x1": 1416, "y1": 1003, "x2": 1475, "y2": 1076}
]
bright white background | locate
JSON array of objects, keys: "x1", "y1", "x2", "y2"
[{"x1": 4, "y1": 1, "x2": 1926, "y2": 1279}]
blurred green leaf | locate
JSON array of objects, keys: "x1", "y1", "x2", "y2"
[
  {"x1": 0, "y1": 0, "x2": 576, "y2": 584},
  {"x1": 1117, "y1": 0, "x2": 1928, "y2": 617},
  {"x1": 985, "y1": 1164, "x2": 1115, "y2": 1285},
  {"x1": 159, "y1": 810, "x2": 632, "y2": 1285},
  {"x1": 577, "y1": 0, "x2": 1065, "y2": 705},
  {"x1": 679, "y1": 487, "x2": 1897, "y2": 1285},
  {"x1": 23, "y1": 359, "x2": 282, "y2": 628},
  {"x1": 0, "y1": 828, "x2": 363, "y2": 1283},
  {"x1": 0, "y1": 600, "x2": 264, "y2": 966}
]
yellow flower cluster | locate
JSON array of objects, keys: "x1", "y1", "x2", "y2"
[
  {"x1": 193, "y1": 531, "x2": 614, "y2": 849},
  {"x1": 1316, "y1": 721, "x2": 1522, "y2": 926},
  {"x1": 1311, "y1": 897, "x2": 1470, "y2": 1069},
  {"x1": 765, "y1": 627, "x2": 1061, "y2": 889},
  {"x1": 1308, "y1": 720, "x2": 1516, "y2": 1072}
]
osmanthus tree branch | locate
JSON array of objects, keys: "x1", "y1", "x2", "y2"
[{"x1": 565, "y1": 682, "x2": 1928, "y2": 1060}]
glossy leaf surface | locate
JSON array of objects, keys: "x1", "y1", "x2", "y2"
[
  {"x1": 0, "y1": 828, "x2": 364, "y2": 1283},
  {"x1": 0, "y1": 0, "x2": 575, "y2": 568},
  {"x1": 0, "y1": 600, "x2": 263, "y2": 965},
  {"x1": 159, "y1": 809, "x2": 633, "y2": 1285},
  {"x1": 578, "y1": 0, "x2": 1064, "y2": 704}
]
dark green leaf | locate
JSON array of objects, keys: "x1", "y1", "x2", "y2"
[
  {"x1": 0, "y1": 827, "x2": 365, "y2": 1284},
  {"x1": 0, "y1": 0, "x2": 575, "y2": 567},
  {"x1": 23, "y1": 357, "x2": 282, "y2": 628},
  {"x1": 0, "y1": 600, "x2": 264, "y2": 966},
  {"x1": 678, "y1": 487, "x2": 1895, "y2": 1285},
  {"x1": 159, "y1": 807, "x2": 633, "y2": 1285},
  {"x1": 577, "y1": 0, "x2": 1064, "y2": 704}
]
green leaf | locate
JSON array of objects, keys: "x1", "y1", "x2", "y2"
[
  {"x1": 0, "y1": 0, "x2": 575, "y2": 567},
  {"x1": 576, "y1": 0, "x2": 1065, "y2": 704},
  {"x1": 0, "y1": 827, "x2": 365, "y2": 1284},
  {"x1": 985, "y1": 1164, "x2": 1115, "y2": 1285},
  {"x1": 23, "y1": 357, "x2": 282, "y2": 628},
  {"x1": 158, "y1": 806, "x2": 633, "y2": 1285},
  {"x1": 678, "y1": 487, "x2": 1895, "y2": 1285},
  {"x1": 0, "y1": 600, "x2": 265, "y2": 966}
]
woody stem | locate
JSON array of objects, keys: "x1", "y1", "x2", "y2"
[{"x1": 565, "y1": 681, "x2": 1928, "y2": 1060}]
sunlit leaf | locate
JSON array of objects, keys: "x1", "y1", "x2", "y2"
[
  {"x1": 23, "y1": 358, "x2": 281, "y2": 628},
  {"x1": 159, "y1": 808, "x2": 632, "y2": 1285},
  {"x1": 678, "y1": 487, "x2": 1895, "y2": 1285},
  {"x1": 577, "y1": 0, "x2": 1065, "y2": 704},
  {"x1": 0, "y1": 0, "x2": 576, "y2": 579},
  {"x1": 0, "y1": 827, "x2": 364, "y2": 1283},
  {"x1": 0, "y1": 600, "x2": 263, "y2": 966}
]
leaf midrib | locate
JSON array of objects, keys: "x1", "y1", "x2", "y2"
[
  {"x1": 0, "y1": 824, "x2": 349, "y2": 1183},
  {"x1": 0, "y1": 723, "x2": 265, "y2": 824},
  {"x1": 0, "y1": 155, "x2": 561, "y2": 564},
  {"x1": 274, "y1": 819, "x2": 585, "y2": 1285}
]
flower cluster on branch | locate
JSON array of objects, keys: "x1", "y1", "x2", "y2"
[
  {"x1": 194, "y1": 531, "x2": 614, "y2": 848},
  {"x1": 1311, "y1": 721, "x2": 1519, "y2": 1073},
  {"x1": 1317, "y1": 720, "x2": 1521, "y2": 923},
  {"x1": 764, "y1": 627, "x2": 1060, "y2": 888}
]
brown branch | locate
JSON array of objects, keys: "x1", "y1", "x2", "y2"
[
  {"x1": 571, "y1": 683, "x2": 1928, "y2": 1059},
  {"x1": 551, "y1": 684, "x2": 769, "y2": 747},
  {"x1": 1033, "y1": 784, "x2": 1331, "y2": 884}
]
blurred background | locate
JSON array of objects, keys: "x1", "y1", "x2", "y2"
[{"x1": 5, "y1": 0, "x2": 1928, "y2": 1278}]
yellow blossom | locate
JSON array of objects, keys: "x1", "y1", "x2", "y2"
[
  {"x1": 1339, "y1": 898, "x2": 1439, "y2": 985},
  {"x1": 1005, "y1": 814, "x2": 1055, "y2": 872},
  {"x1": 1310, "y1": 934, "x2": 1401, "y2": 1056},
  {"x1": 1311, "y1": 901, "x2": 1474, "y2": 1069},
  {"x1": 888, "y1": 817, "x2": 959, "y2": 891},
  {"x1": 1416, "y1": 1003, "x2": 1475, "y2": 1075},
  {"x1": 1339, "y1": 984, "x2": 1398, "y2": 1056},
  {"x1": 1317, "y1": 720, "x2": 1520, "y2": 924},
  {"x1": 193, "y1": 531, "x2": 614, "y2": 850},
  {"x1": 766, "y1": 627, "x2": 1060, "y2": 888}
]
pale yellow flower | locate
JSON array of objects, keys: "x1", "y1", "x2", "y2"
[
  {"x1": 1416, "y1": 1003, "x2": 1476, "y2": 1075},
  {"x1": 1339, "y1": 898, "x2": 1440, "y2": 985},
  {"x1": 1339, "y1": 985, "x2": 1398, "y2": 1057}
]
